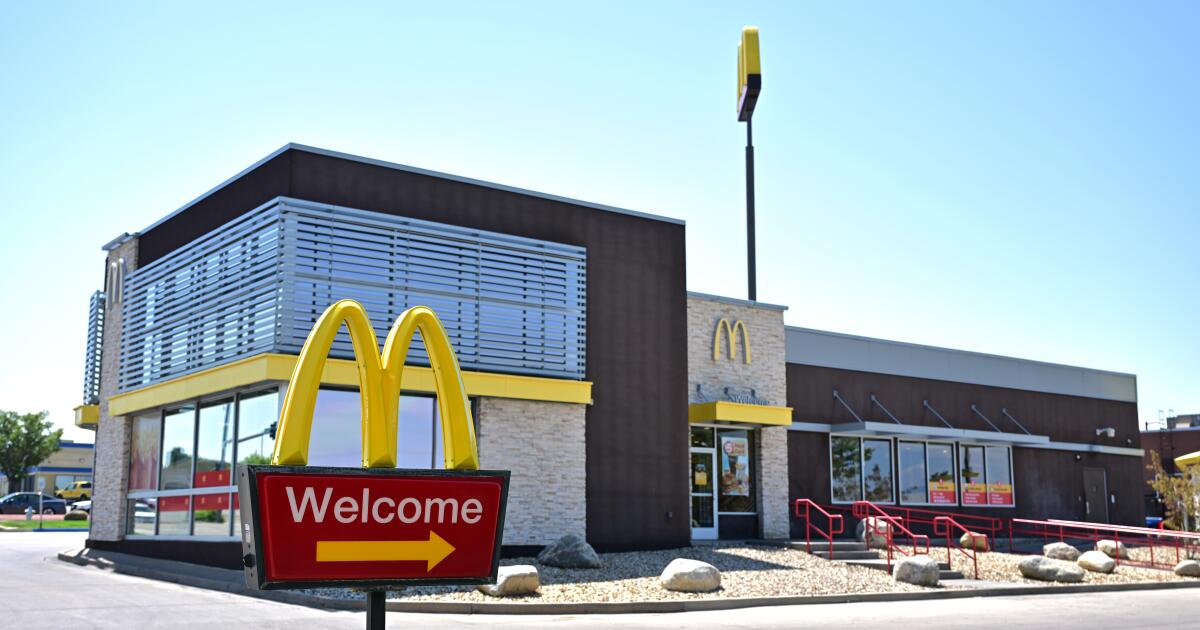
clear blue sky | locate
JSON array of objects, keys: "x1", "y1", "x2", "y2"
[{"x1": 1, "y1": 2, "x2": 1196, "y2": 442}]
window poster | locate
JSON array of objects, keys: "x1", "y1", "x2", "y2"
[
  {"x1": 720, "y1": 436, "x2": 750, "y2": 497},
  {"x1": 962, "y1": 483, "x2": 987, "y2": 505},
  {"x1": 930, "y1": 480, "x2": 957, "y2": 504},
  {"x1": 988, "y1": 484, "x2": 1013, "y2": 506}
]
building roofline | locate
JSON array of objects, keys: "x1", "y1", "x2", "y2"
[
  {"x1": 687, "y1": 291, "x2": 788, "y2": 311},
  {"x1": 137, "y1": 143, "x2": 685, "y2": 237},
  {"x1": 784, "y1": 325, "x2": 1136, "y2": 379}
]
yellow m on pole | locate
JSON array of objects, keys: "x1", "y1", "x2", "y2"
[
  {"x1": 712, "y1": 318, "x2": 752, "y2": 364},
  {"x1": 270, "y1": 300, "x2": 479, "y2": 471}
]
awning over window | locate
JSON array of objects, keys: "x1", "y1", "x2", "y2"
[{"x1": 688, "y1": 401, "x2": 792, "y2": 426}]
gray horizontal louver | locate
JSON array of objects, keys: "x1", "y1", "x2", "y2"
[
  {"x1": 119, "y1": 197, "x2": 586, "y2": 391},
  {"x1": 83, "y1": 290, "x2": 105, "y2": 404}
]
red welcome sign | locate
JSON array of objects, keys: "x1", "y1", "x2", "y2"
[{"x1": 238, "y1": 466, "x2": 509, "y2": 589}]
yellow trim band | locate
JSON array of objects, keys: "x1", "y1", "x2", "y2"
[
  {"x1": 108, "y1": 353, "x2": 593, "y2": 417},
  {"x1": 1175, "y1": 450, "x2": 1200, "y2": 468},
  {"x1": 688, "y1": 401, "x2": 792, "y2": 427}
]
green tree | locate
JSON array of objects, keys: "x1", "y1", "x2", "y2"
[
  {"x1": 0, "y1": 410, "x2": 63, "y2": 492},
  {"x1": 1147, "y1": 450, "x2": 1200, "y2": 532}
]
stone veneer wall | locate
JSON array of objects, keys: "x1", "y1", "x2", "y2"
[
  {"x1": 476, "y1": 397, "x2": 587, "y2": 546},
  {"x1": 91, "y1": 238, "x2": 138, "y2": 541},
  {"x1": 686, "y1": 294, "x2": 790, "y2": 539}
]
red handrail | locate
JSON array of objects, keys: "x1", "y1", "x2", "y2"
[
  {"x1": 1011, "y1": 518, "x2": 1200, "y2": 570},
  {"x1": 793, "y1": 499, "x2": 845, "y2": 557},
  {"x1": 853, "y1": 500, "x2": 931, "y2": 570},
  {"x1": 933, "y1": 515, "x2": 983, "y2": 579}
]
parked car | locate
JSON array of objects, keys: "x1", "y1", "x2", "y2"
[
  {"x1": 70, "y1": 499, "x2": 92, "y2": 514},
  {"x1": 0, "y1": 492, "x2": 68, "y2": 515},
  {"x1": 56, "y1": 480, "x2": 92, "y2": 501}
]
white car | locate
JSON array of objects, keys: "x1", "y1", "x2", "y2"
[{"x1": 70, "y1": 499, "x2": 92, "y2": 513}]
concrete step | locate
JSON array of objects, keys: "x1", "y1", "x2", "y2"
[
  {"x1": 810, "y1": 550, "x2": 881, "y2": 560},
  {"x1": 788, "y1": 540, "x2": 868, "y2": 552},
  {"x1": 843, "y1": 558, "x2": 963, "y2": 581}
]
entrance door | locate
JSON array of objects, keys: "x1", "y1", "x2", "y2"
[
  {"x1": 1083, "y1": 467, "x2": 1109, "y2": 523},
  {"x1": 690, "y1": 447, "x2": 718, "y2": 540}
]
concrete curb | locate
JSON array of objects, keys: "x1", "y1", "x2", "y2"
[{"x1": 56, "y1": 547, "x2": 1200, "y2": 615}]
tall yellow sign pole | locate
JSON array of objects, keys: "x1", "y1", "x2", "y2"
[{"x1": 737, "y1": 27, "x2": 762, "y2": 301}]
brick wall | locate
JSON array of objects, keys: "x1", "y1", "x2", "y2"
[
  {"x1": 686, "y1": 294, "x2": 790, "y2": 539},
  {"x1": 91, "y1": 238, "x2": 138, "y2": 541},
  {"x1": 476, "y1": 397, "x2": 587, "y2": 546}
]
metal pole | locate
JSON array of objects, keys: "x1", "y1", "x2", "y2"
[
  {"x1": 366, "y1": 591, "x2": 386, "y2": 630},
  {"x1": 745, "y1": 118, "x2": 756, "y2": 302}
]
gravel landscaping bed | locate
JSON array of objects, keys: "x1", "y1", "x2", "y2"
[
  {"x1": 302, "y1": 545, "x2": 933, "y2": 603},
  {"x1": 967, "y1": 550, "x2": 1193, "y2": 585}
]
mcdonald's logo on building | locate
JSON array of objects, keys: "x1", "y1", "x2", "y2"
[
  {"x1": 237, "y1": 299, "x2": 510, "y2": 591},
  {"x1": 712, "y1": 318, "x2": 751, "y2": 364}
]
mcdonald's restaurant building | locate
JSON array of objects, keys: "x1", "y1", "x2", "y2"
[{"x1": 81, "y1": 145, "x2": 1146, "y2": 569}]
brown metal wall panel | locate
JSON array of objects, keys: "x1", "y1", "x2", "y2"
[
  {"x1": 786, "y1": 363, "x2": 1140, "y2": 446},
  {"x1": 136, "y1": 148, "x2": 690, "y2": 550}
]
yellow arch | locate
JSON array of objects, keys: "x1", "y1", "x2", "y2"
[
  {"x1": 270, "y1": 300, "x2": 479, "y2": 470},
  {"x1": 712, "y1": 318, "x2": 752, "y2": 364}
]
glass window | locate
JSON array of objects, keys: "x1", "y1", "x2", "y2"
[
  {"x1": 192, "y1": 493, "x2": 233, "y2": 537},
  {"x1": 862, "y1": 439, "x2": 894, "y2": 503},
  {"x1": 927, "y1": 443, "x2": 956, "y2": 505},
  {"x1": 831, "y1": 436, "x2": 862, "y2": 503},
  {"x1": 128, "y1": 412, "x2": 161, "y2": 491},
  {"x1": 717, "y1": 429, "x2": 754, "y2": 512},
  {"x1": 897, "y1": 442, "x2": 927, "y2": 504},
  {"x1": 308, "y1": 389, "x2": 365, "y2": 467},
  {"x1": 157, "y1": 495, "x2": 190, "y2": 535},
  {"x1": 127, "y1": 499, "x2": 156, "y2": 536},
  {"x1": 986, "y1": 446, "x2": 1014, "y2": 506},
  {"x1": 960, "y1": 445, "x2": 986, "y2": 505},
  {"x1": 690, "y1": 426, "x2": 715, "y2": 448},
  {"x1": 397, "y1": 396, "x2": 435, "y2": 468},
  {"x1": 195, "y1": 399, "x2": 234, "y2": 489},
  {"x1": 236, "y1": 389, "x2": 278, "y2": 467},
  {"x1": 159, "y1": 406, "x2": 195, "y2": 491}
]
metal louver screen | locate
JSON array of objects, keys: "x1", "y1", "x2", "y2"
[
  {"x1": 82, "y1": 290, "x2": 105, "y2": 403},
  {"x1": 119, "y1": 197, "x2": 586, "y2": 391}
]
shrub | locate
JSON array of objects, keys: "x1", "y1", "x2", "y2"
[{"x1": 64, "y1": 510, "x2": 88, "y2": 521}]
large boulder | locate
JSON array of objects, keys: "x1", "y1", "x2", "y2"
[
  {"x1": 856, "y1": 517, "x2": 894, "y2": 549},
  {"x1": 477, "y1": 565, "x2": 539, "y2": 597},
  {"x1": 660, "y1": 558, "x2": 721, "y2": 592},
  {"x1": 1018, "y1": 556, "x2": 1086, "y2": 583},
  {"x1": 63, "y1": 509, "x2": 88, "y2": 521},
  {"x1": 1175, "y1": 560, "x2": 1200, "y2": 577},
  {"x1": 1077, "y1": 550, "x2": 1115, "y2": 574},
  {"x1": 1043, "y1": 542, "x2": 1080, "y2": 561},
  {"x1": 537, "y1": 534, "x2": 601, "y2": 569},
  {"x1": 892, "y1": 554, "x2": 940, "y2": 587},
  {"x1": 1096, "y1": 539, "x2": 1130, "y2": 559},
  {"x1": 960, "y1": 531, "x2": 989, "y2": 551}
]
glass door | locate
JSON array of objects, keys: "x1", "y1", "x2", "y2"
[{"x1": 690, "y1": 427, "x2": 718, "y2": 539}]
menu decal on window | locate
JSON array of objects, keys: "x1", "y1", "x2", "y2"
[
  {"x1": 720, "y1": 436, "x2": 750, "y2": 497},
  {"x1": 962, "y1": 483, "x2": 987, "y2": 505},
  {"x1": 930, "y1": 480, "x2": 956, "y2": 504},
  {"x1": 988, "y1": 483, "x2": 1013, "y2": 506}
]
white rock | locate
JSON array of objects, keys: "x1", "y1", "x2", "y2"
[
  {"x1": 1043, "y1": 542, "x2": 1080, "y2": 561},
  {"x1": 892, "y1": 554, "x2": 940, "y2": 587},
  {"x1": 659, "y1": 558, "x2": 721, "y2": 592},
  {"x1": 1017, "y1": 555, "x2": 1085, "y2": 583},
  {"x1": 1077, "y1": 550, "x2": 1115, "y2": 573},
  {"x1": 1175, "y1": 560, "x2": 1200, "y2": 577},
  {"x1": 1096, "y1": 539, "x2": 1130, "y2": 559},
  {"x1": 477, "y1": 565, "x2": 540, "y2": 597},
  {"x1": 856, "y1": 517, "x2": 894, "y2": 549},
  {"x1": 960, "y1": 531, "x2": 989, "y2": 551},
  {"x1": 538, "y1": 534, "x2": 601, "y2": 568}
]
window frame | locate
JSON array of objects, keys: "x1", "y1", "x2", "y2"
[
  {"x1": 829, "y1": 435, "x2": 897, "y2": 505},
  {"x1": 896, "y1": 440, "x2": 960, "y2": 507},
  {"x1": 956, "y1": 443, "x2": 1016, "y2": 509}
]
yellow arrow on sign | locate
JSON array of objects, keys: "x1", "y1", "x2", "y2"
[{"x1": 315, "y1": 531, "x2": 456, "y2": 571}]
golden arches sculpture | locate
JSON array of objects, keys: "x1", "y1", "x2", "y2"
[
  {"x1": 712, "y1": 318, "x2": 752, "y2": 364},
  {"x1": 271, "y1": 300, "x2": 479, "y2": 471}
]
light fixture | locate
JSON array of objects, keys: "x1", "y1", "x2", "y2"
[{"x1": 1096, "y1": 427, "x2": 1116, "y2": 438}]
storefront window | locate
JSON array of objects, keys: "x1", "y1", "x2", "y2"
[
  {"x1": 397, "y1": 397, "x2": 436, "y2": 468},
  {"x1": 717, "y1": 429, "x2": 754, "y2": 512},
  {"x1": 960, "y1": 445, "x2": 986, "y2": 505},
  {"x1": 862, "y1": 439, "x2": 894, "y2": 503},
  {"x1": 308, "y1": 388, "x2": 364, "y2": 467},
  {"x1": 195, "y1": 399, "x2": 234, "y2": 488},
  {"x1": 159, "y1": 406, "x2": 195, "y2": 491},
  {"x1": 927, "y1": 443, "x2": 956, "y2": 505},
  {"x1": 831, "y1": 436, "x2": 863, "y2": 503},
  {"x1": 128, "y1": 412, "x2": 161, "y2": 491},
  {"x1": 236, "y1": 390, "x2": 278, "y2": 467},
  {"x1": 690, "y1": 426, "x2": 715, "y2": 448},
  {"x1": 986, "y1": 446, "x2": 1014, "y2": 506},
  {"x1": 897, "y1": 442, "x2": 926, "y2": 504}
]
